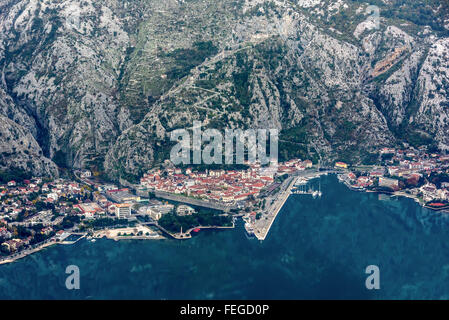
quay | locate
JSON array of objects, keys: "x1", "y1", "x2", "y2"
[
  {"x1": 0, "y1": 239, "x2": 56, "y2": 265},
  {"x1": 253, "y1": 170, "x2": 328, "y2": 241},
  {"x1": 141, "y1": 221, "x2": 236, "y2": 240},
  {"x1": 253, "y1": 177, "x2": 295, "y2": 240},
  {"x1": 61, "y1": 233, "x2": 87, "y2": 245}
]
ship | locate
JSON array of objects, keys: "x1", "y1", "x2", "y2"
[{"x1": 244, "y1": 222, "x2": 255, "y2": 238}]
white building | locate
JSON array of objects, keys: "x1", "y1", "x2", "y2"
[
  {"x1": 176, "y1": 205, "x2": 196, "y2": 216},
  {"x1": 115, "y1": 204, "x2": 132, "y2": 219}
]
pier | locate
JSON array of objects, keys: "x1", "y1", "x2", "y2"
[
  {"x1": 252, "y1": 170, "x2": 327, "y2": 241},
  {"x1": 253, "y1": 176, "x2": 295, "y2": 240},
  {"x1": 61, "y1": 233, "x2": 87, "y2": 245}
]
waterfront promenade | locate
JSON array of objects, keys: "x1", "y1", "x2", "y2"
[{"x1": 0, "y1": 239, "x2": 57, "y2": 265}]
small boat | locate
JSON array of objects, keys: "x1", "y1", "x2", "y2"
[
  {"x1": 193, "y1": 228, "x2": 201, "y2": 233},
  {"x1": 90, "y1": 239, "x2": 96, "y2": 243}
]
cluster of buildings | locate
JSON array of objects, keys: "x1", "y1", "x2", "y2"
[
  {"x1": 0, "y1": 159, "x2": 313, "y2": 255},
  {"x1": 418, "y1": 183, "x2": 449, "y2": 204},
  {"x1": 336, "y1": 146, "x2": 449, "y2": 205},
  {"x1": 0, "y1": 178, "x2": 88, "y2": 222},
  {"x1": 138, "y1": 202, "x2": 197, "y2": 221},
  {"x1": 0, "y1": 177, "x2": 94, "y2": 253},
  {"x1": 138, "y1": 201, "x2": 176, "y2": 221},
  {"x1": 140, "y1": 159, "x2": 312, "y2": 204}
]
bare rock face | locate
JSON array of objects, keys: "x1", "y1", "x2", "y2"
[
  {"x1": 0, "y1": 115, "x2": 58, "y2": 176},
  {"x1": 411, "y1": 38, "x2": 449, "y2": 151},
  {"x1": 0, "y1": 0, "x2": 448, "y2": 179},
  {"x1": 1, "y1": 0, "x2": 130, "y2": 172}
]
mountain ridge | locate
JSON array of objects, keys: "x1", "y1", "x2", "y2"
[{"x1": 0, "y1": 0, "x2": 448, "y2": 179}]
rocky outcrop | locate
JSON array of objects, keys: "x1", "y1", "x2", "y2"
[{"x1": 0, "y1": 115, "x2": 58, "y2": 176}]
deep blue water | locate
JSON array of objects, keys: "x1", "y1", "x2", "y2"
[{"x1": 2, "y1": 175, "x2": 449, "y2": 299}]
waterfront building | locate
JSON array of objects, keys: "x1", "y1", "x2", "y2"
[
  {"x1": 304, "y1": 160, "x2": 313, "y2": 168},
  {"x1": 1, "y1": 239, "x2": 23, "y2": 252},
  {"x1": 379, "y1": 177, "x2": 399, "y2": 190},
  {"x1": 369, "y1": 170, "x2": 384, "y2": 177},
  {"x1": 347, "y1": 172, "x2": 356, "y2": 180}
]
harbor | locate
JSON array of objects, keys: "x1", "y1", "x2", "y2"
[{"x1": 250, "y1": 170, "x2": 327, "y2": 241}]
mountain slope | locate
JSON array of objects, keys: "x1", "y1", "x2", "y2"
[{"x1": 0, "y1": 0, "x2": 448, "y2": 180}]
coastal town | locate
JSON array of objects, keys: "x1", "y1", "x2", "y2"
[
  {"x1": 1, "y1": 144, "x2": 449, "y2": 264},
  {"x1": 336, "y1": 146, "x2": 449, "y2": 211},
  {"x1": 0, "y1": 158, "x2": 314, "y2": 264}
]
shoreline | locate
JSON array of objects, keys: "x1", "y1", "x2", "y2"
[
  {"x1": 253, "y1": 170, "x2": 327, "y2": 241},
  {"x1": 254, "y1": 177, "x2": 295, "y2": 241},
  {"x1": 93, "y1": 226, "x2": 166, "y2": 241},
  {"x1": 339, "y1": 179, "x2": 449, "y2": 213},
  {"x1": 0, "y1": 223, "x2": 236, "y2": 265},
  {"x1": 0, "y1": 240, "x2": 57, "y2": 266},
  {"x1": 3, "y1": 173, "x2": 447, "y2": 265},
  {"x1": 163, "y1": 223, "x2": 236, "y2": 240}
]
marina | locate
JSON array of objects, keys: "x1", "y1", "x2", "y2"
[{"x1": 252, "y1": 170, "x2": 327, "y2": 241}]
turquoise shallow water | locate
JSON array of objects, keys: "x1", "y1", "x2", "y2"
[{"x1": 2, "y1": 174, "x2": 449, "y2": 299}]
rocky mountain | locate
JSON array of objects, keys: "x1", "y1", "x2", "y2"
[{"x1": 0, "y1": 0, "x2": 448, "y2": 180}]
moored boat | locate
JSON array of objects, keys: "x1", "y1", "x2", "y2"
[{"x1": 244, "y1": 222, "x2": 255, "y2": 238}]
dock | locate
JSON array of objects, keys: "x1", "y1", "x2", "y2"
[
  {"x1": 253, "y1": 170, "x2": 327, "y2": 241},
  {"x1": 253, "y1": 176, "x2": 295, "y2": 241},
  {"x1": 61, "y1": 233, "x2": 87, "y2": 245}
]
